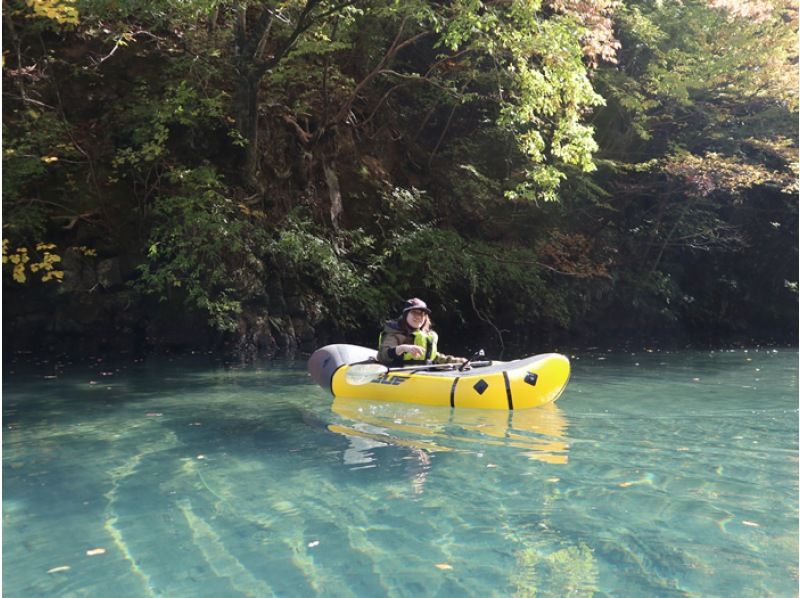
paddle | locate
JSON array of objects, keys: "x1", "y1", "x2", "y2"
[{"x1": 344, "y1": 362, "x2": 458, "y2": 386}]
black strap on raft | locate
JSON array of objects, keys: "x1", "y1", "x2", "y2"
[
  {"x1": 503, "y1": 371, "x2": 514, "y2": 410},
  {"x1": 450, "y1": 377, "x2": 459, "y2": 408}
]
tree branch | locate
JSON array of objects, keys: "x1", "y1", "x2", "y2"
[
  {"x1": 255, "y1": 0, "x2": 323, "y2": 75},
  {"x1": 333, "y1": 28, "x2": 432, "y2": 124},
  {"x1": 465, "y1": 247, "x2": 603, "y2": 278},
  {"x1": 427, "y1": 102, "x2": 457, "y2": 168}
]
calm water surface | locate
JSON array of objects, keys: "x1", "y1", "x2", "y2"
[{"x1": 3, "y1": 349, "x2": 798, "y2": 597}]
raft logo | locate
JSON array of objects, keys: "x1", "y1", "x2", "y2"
[{"x1": 370, "y1": 374, "x2": 408, "y2": 386}]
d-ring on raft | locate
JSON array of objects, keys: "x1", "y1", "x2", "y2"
[{"x1": 308, "y1": 344, "x2": 570, "y2": 410}]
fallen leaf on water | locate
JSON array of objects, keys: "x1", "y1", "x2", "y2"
[
  {"x1": 486, "y1": 464, "x2": 497, "y2": 468},
  {"x1": 435, "y1": 563, "x2": 453, "y2": 570},
  {"x1": 618, "y1": 482, "x2": 633, "y2": 488},
  {"x1": 47, "y1": 566, "x2": 71, "y2": 574},
  {"x1": 742, "y1": 520, "x2": 760, "y2": 527},
  {"x1": 308, "y1": 540, "x2": 320, "y2": 548},
  {"x1": 145, "y1": 413, "x2": 163, "y2": 417},
  {"x1": 86, "y1": 548, "x2": 106, "y2": 556}
]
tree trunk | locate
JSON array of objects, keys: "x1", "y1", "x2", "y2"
[
  {"x1": 235, "y1": 73, "x2": 262, "y2": 190},
  {"x1": 323, "y1": 158, "x2": 343, "y2": 231}
]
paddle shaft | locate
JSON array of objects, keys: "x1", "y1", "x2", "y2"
[
  {"x1": 343, "y1": 360, "x2": 494, "y2": 386},
  {"x1": 343, "y1": 361, "x2": 455, "y2": 386},
  {"x1": 377, "y1": 361, "x2": 491, "y2": 374},
  {"x1": 383, "y1": 362, "x2": 457, "y2": 373}
]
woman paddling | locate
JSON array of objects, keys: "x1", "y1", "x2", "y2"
[{"x1": 377, "y1": 298, "x2": 466, "y2": 366}]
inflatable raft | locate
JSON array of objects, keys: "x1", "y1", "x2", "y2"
[{"x1": 308, "y1": 344, "x2": 570, "y2": 410}]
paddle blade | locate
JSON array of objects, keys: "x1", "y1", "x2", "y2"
[{"x1": 344, "y1": 363, "x2": 388, "y2": 386}]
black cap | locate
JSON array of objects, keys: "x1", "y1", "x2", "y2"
[{"x1": 401, "y1": 298, "x2": 431, "y2": 315}]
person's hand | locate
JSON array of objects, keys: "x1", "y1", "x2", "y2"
[{"x1": 396, "y1": 344, "x2": 424, "y2": 358}]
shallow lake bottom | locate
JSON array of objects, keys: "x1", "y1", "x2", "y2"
[{"x1": 3, "y1": 348, "x2": 798, "y2": 596}]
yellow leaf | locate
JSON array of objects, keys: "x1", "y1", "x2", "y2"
[
  {"x1": 434, "y1": 563, "x2": 453, "y2": 570},
  {"x1": 40, "y1": 155, "x2": 59, "y2": 163},
  {"x1": 13, "y1": 265, "x2": 26, "y2": 283},
  {"x1": 26, "y1": 0, "x2": 79, "y2": 24},
  {"x1": 43, "y1": 270, "x2": 64, "y2": 282}
]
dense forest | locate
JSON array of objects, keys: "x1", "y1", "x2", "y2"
[{"x1": 3, "y1": 0, "x2": 797, "y2": 360}]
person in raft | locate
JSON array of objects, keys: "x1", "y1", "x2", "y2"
[{"x1": 377, "y1": 298, "x2": 466, "y2": 367}]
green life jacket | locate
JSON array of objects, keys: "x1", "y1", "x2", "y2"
[
  {"x1": 404, "y1": 329, "x2": 438, "y2": 363},
  {"x1": 378, "y1": 326, "x2": 439, "y2": 364}
]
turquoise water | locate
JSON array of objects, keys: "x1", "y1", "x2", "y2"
[{"x1": 3, "y1": 349, "x2": 798, "y2": 597}]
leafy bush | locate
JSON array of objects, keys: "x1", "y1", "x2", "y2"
[{"x1": 135, "y1": 166, "x2": 267, "y2": 331}]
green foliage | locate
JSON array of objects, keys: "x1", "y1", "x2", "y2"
[
  {"x1": 75, "y1": 0, "x2": 218, "y2": 27},
  {"x1": 111, "y1": 80, "x2": 227, "y2": 177},
  {"x1": 600, "y1": 0, "x2": 797, "y2": 157},
  {"x1": 578, "y1": 0, "x2": 799, "y2": 337},
  {"x1": 433, "y1": 2, "x2": 605, "y2": 201},
  {"x1": 2, "y1": 98, "x2": 92, "y2": 292},
  {"x1": 268, "y1": 215, "x2": 384, "y2": 328},
  {"x1": 2, "y1": 110, "x2": 81, "y2": 237},
  {"x1": 135, "y1": 166, "x2": 267, "y2": 331},
  {"x1": 380, "y1": 225, "x2": 568, "y2": 330},
  {"x1": 2, "y1": 0, "x2": 796, "y2": 354}
]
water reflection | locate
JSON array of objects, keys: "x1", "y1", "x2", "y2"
[{"x1": 329, "y1": 397, "x2": 570, "y2": 466}]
